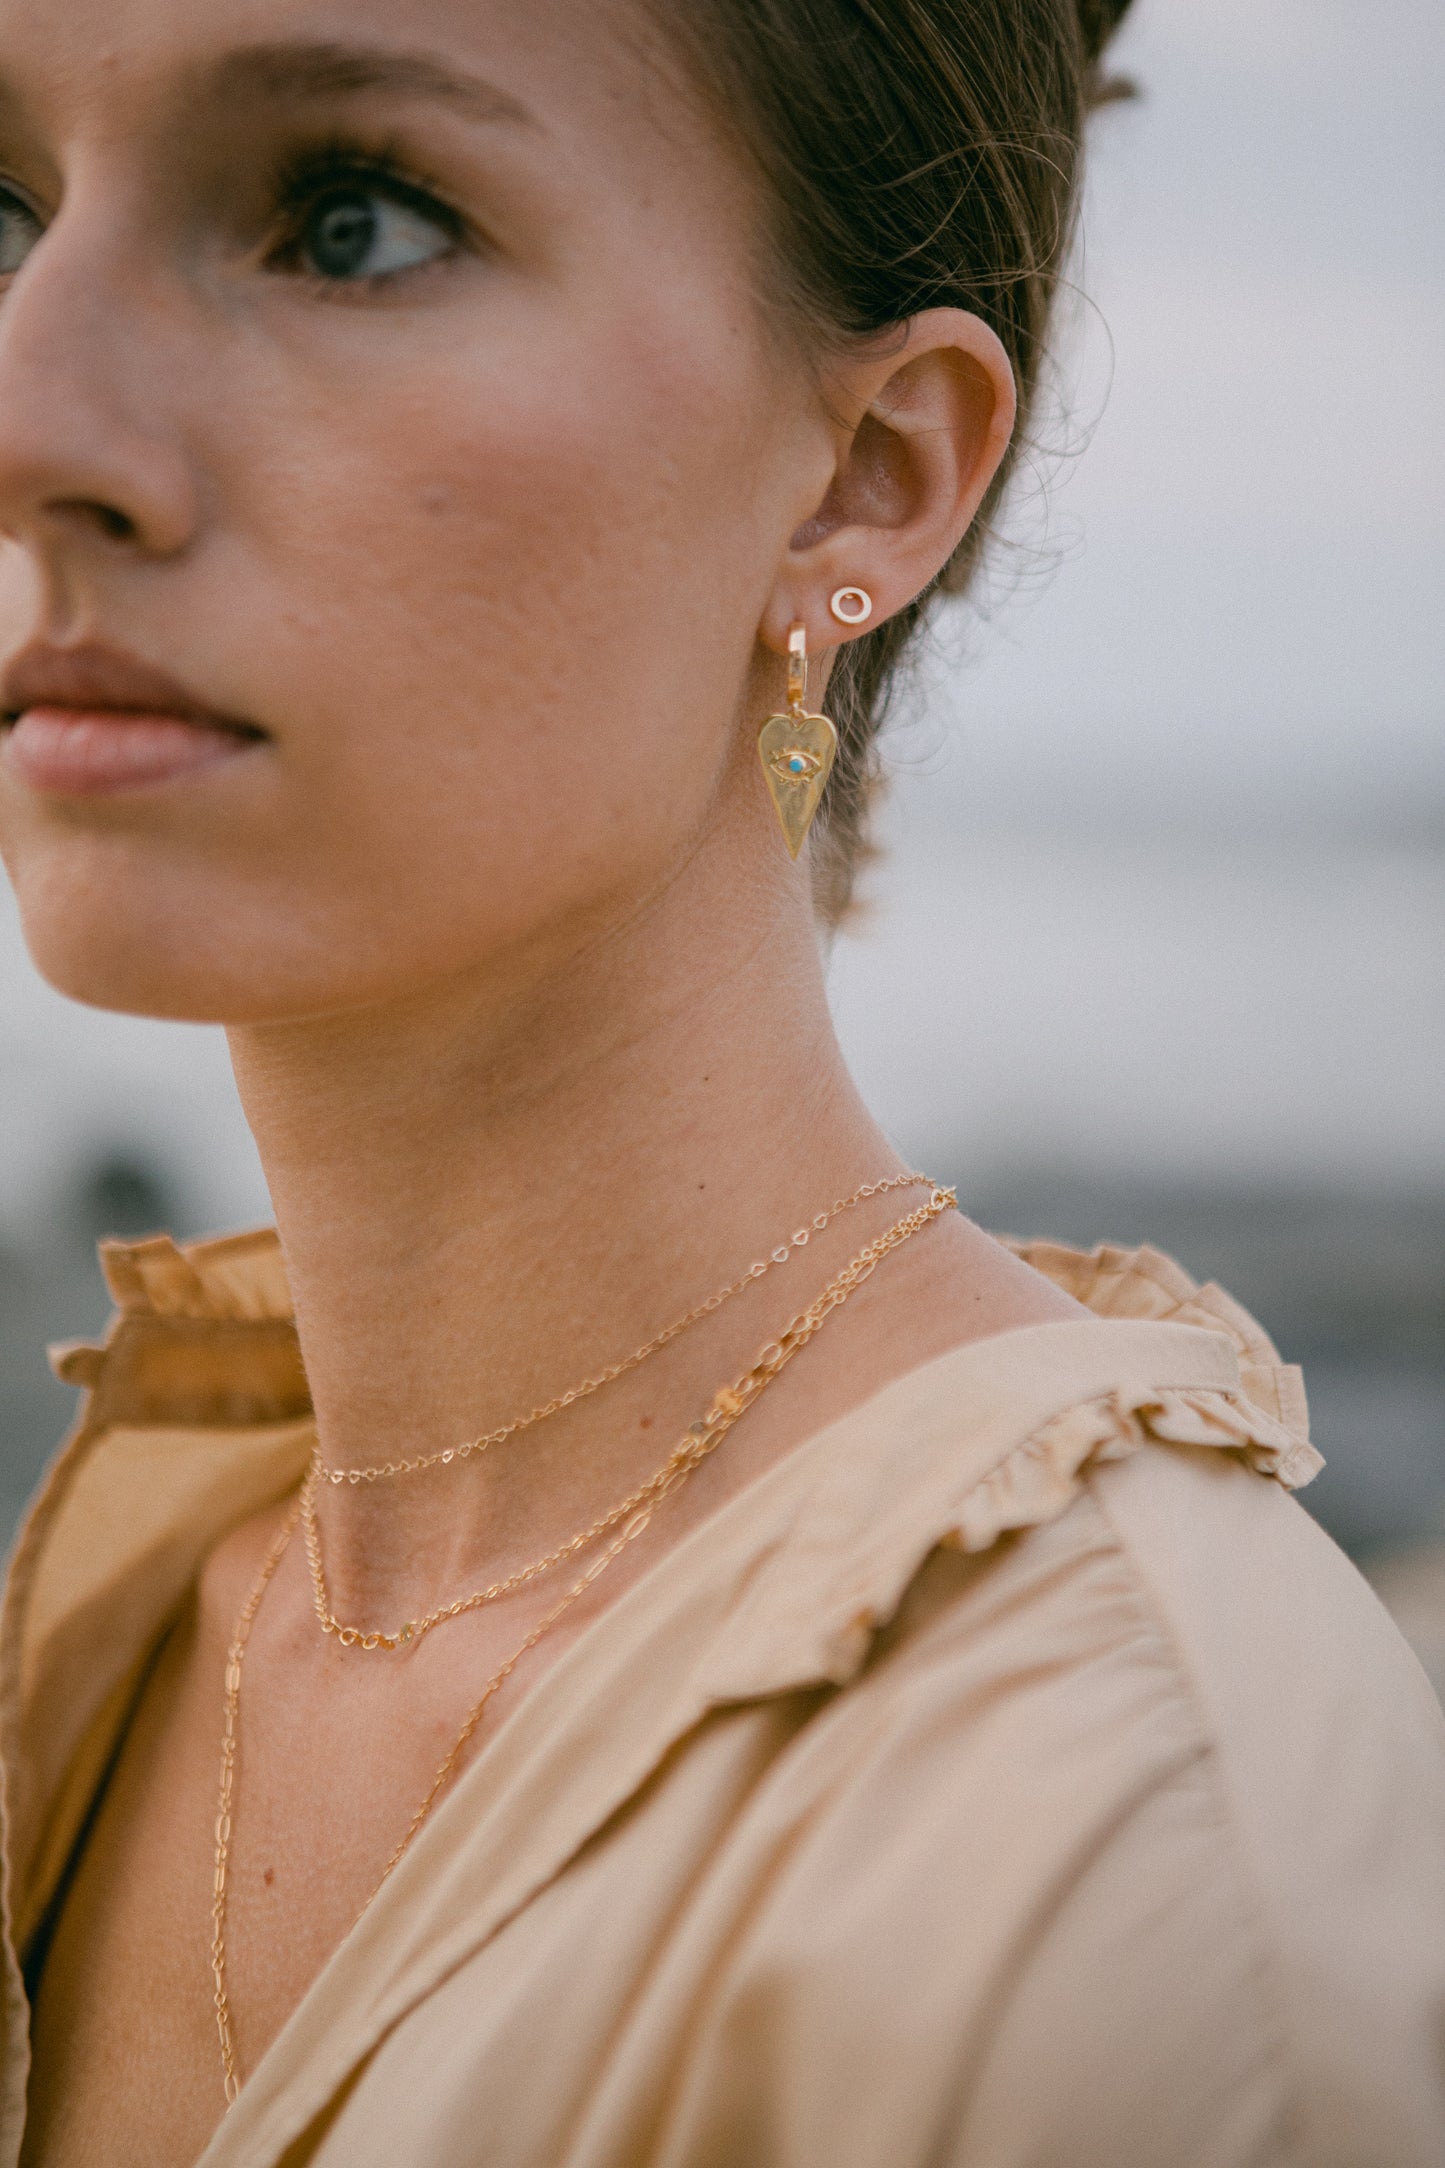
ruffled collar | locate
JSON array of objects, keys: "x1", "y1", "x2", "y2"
[{"x1": 46, "y1": 1222, "x2": 1312, "y2": 1455}]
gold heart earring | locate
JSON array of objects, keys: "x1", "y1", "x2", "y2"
[{"x1": 757, "y1": 621, "x2": 839, "y2": 859}]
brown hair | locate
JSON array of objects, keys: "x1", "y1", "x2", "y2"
[{"x1": 663, "y1": 0, "x2": 1135, "y2": 919}]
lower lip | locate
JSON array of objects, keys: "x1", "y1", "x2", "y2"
[{"x1": 0, "y1": 707, "x2": 258, "y2": 795}]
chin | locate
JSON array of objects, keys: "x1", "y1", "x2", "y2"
[
  {"x1": 6, "y1": 842, "x2": 322, "y2": 1025},
  {"x1": 19, "y1": 909, "x2": 280, "y2": 1024}
]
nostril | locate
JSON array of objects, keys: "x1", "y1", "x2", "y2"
[{"x1": 49, "y1": 498, "x2": 137, "y2": 542}]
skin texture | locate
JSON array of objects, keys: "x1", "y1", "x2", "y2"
[{"x1": 0, "y1": 0, "x2": 1084, "y2": 2160}]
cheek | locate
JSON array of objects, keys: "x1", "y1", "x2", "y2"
[
  {"x1": 220, "y1": 307, "x2": 775, "y2": 958},
  {"x1": 0, "y1": 267, "x2": 796, "y2": 1023}
]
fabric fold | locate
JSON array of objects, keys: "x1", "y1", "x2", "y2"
[
  {"x1": 1005, "y1": 1237, "x2": 1309, "y2": 1442},
  {"x1": 949, "y1": 1383, "x2": 1323, "y2": 1562}
]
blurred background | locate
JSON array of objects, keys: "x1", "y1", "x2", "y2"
[{"x1": 1, "y1": 0, "x2": 1442, "y2": 1677}]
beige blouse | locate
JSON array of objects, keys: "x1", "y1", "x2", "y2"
[{"x1": 0, "y1": 1229, "x2": 1443, "y2": 2168}]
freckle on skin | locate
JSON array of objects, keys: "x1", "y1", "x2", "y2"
[
  {"x1": 639, "y1": 1415, "x2": 653, "y2": 1429},
  {"x1": 263, "y1": 1867, "x2": 276, "y2": 1887},
  {"x1": 420, "y1": 485, "x2": 454, "y2": 515}
]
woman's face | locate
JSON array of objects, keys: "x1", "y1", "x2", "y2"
[{"x1": 0, "y1": 0, "x2": 834, "y2": 1020}]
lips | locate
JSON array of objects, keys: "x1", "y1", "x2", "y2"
[{"x1": 0, "y1": 641, "x2": 263, "y2": 797}]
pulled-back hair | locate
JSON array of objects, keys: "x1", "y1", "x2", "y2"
[{"x1": 662, "y1": 0, "x2": 1135, "y2": 918}]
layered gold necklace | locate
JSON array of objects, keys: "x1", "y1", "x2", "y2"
[
  {"x1": 309, "y1": 1171, "x2": 929, "y2": 1489},
  {"x1": 210, "y1": 1180, "x2": 955, "y2": 2103}
]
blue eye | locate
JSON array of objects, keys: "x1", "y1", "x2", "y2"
[
  {"x1": 768, "y1": 746, "x2": 824, "y2": 784},
  {"x1": 0, "y1": 186, "x2": 43, "y2": 277},
  {"x1": 298, "y1": 184, "x2": 454, "y2": 282}
]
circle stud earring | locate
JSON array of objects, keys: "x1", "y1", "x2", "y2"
[{"x1": 829, "y1": 586, "x2": 874, "y2": 627}]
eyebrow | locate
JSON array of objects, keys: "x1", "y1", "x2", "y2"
[{"x1": 206, "y1": 40, "x2": 538, "y2": 128}]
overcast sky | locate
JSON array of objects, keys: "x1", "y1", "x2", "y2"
[{"x1": 872, "y1": 0, "x2": 1444, "y2": 833}]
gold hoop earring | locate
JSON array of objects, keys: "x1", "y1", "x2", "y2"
[
  {"x1": 830, "y1": 585, "x2": 873, "y2": 626},
  {"x1": 757, "y1": 622, "x2": 838, "y2": 860}
]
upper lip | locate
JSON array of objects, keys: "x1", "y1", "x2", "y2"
[{"x1": 0, "y1": 641, "x2": 260, "y2": 733}]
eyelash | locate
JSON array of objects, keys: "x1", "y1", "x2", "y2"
[
  {"x1": 0, "y1": 138, "x2": 472, "y2": 301},
  {"x1": 0, "y1": 180, "x2": 45, "y2": 270},
  {"x1": 264, "y1": 135, "x2": 470, "y2": 292}
]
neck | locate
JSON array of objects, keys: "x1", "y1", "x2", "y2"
[{"x1": 227, "y1": 842, "x2": 904, "y2": 1603}]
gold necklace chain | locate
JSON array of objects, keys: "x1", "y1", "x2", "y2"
[
  {"x1": 301, "y1": 1187, "x2": 956, "y2": 1652},
  {"x1": 313, "y1": 1172, "x2": 930, "y2": 1486},
  {"x1": 211, "y1": 1185, "x2": 954, "y2": 2103},
  {"x1": 211, "y1": 1494, "x2": 300, "y2": 2107}
]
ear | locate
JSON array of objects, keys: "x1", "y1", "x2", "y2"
[{"x1": 759, "y1": 309, "x2": 1016, "y2": 658}]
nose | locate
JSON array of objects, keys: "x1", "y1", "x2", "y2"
[{"x1": 0, "y1": 178, "x2": 200, "y2": 566}]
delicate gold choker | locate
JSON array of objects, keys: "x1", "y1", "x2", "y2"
[
  {"x1": 311, "y1": 1172, "x2": 931, "y2": 1487},
  {"x1": 300, "y1": 1185, "x2": 955, "y2": 1654}
]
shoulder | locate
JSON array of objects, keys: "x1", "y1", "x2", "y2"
[
  {"x1": 1068, "y1": 1434, "x2": 1445, "y2": 2161},
  {"x1": 1087, "y1": 1417, "x2": 1445, "y2": 1857},
  {"x1": 701, "y1": 1427, "x2": 1445, "y2": 2167}
]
